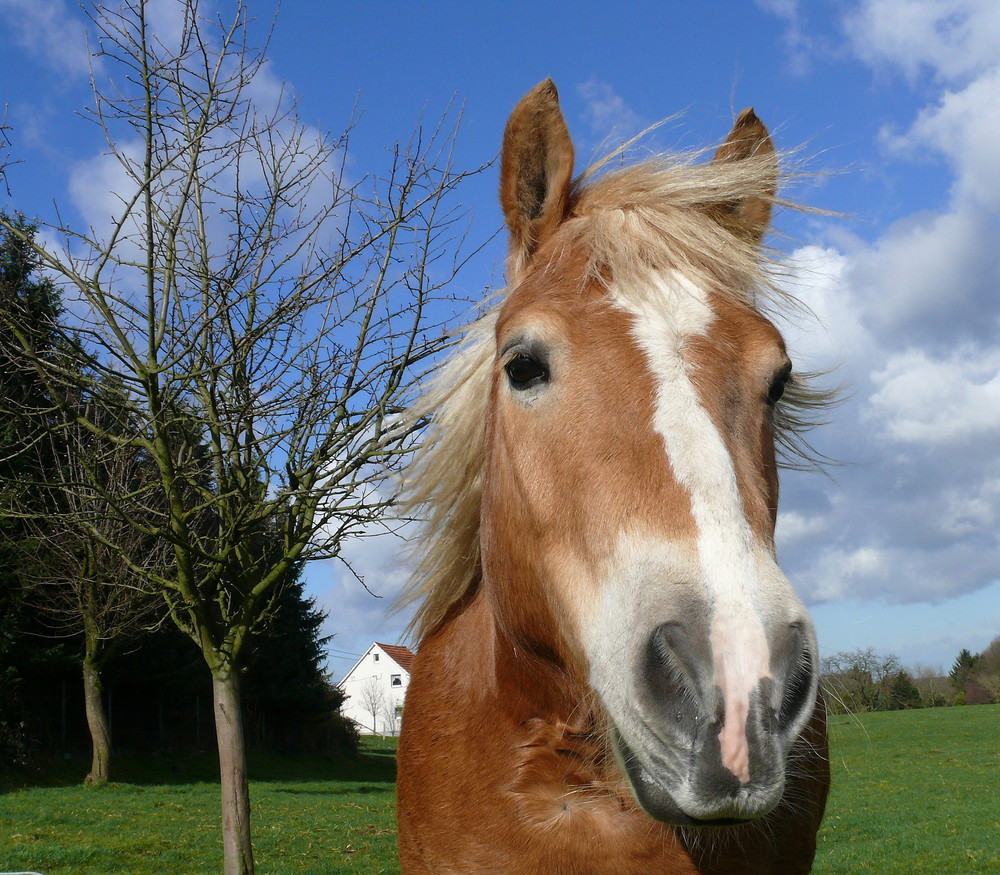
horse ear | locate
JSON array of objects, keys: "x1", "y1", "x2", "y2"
[
  {"x1": 500, "y1": 79, "x2": 575, "y2": 281},
  {"x1": 710, "y1": 107, "x2": 776, "y2": 244}
]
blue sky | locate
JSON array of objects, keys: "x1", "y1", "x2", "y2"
[{"x1": 2, "y1": 1, "x2": 999, "y2": 677}]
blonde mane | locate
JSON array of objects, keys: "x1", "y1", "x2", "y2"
[{"x1": 400, "y1": 145, "x2": 831, "y2": 642}]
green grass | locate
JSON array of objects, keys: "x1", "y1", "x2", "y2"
[
  {"x1": 1, "y1": 708, "x2": 997, "y2": 873},
  {"x1": 815, "y1": 704, "x2": 999, "y2": 873},
  {"x1": 0, "y1": 737, "x2": 400, "y2": 874}
]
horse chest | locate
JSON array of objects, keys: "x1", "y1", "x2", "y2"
[{"x1": 397, "y1": 628, "x2": 697, "y2": 873}]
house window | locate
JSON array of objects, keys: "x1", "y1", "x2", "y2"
[
  {"x1": 373, "y1": 653, "x2": 379, "y2": 662},
  {"x1": 390, "y1": 674, "x2": 402, "y2": 687}
]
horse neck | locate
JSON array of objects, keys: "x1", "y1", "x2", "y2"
[{"x1": 428, "y1": 585, "x2": 599, "y2": 735}]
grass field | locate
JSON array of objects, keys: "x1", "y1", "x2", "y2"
[
  {"x1": 0, "y1": 737, "x2": 400, "y2": 874},
  {"x1": 817, "y1": 704, "x2": 999, "y2": 873},
  {"x1": 1, "y1": 706, "x2": 997, "y2": 873}
]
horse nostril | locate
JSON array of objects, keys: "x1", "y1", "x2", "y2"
[
  {"x1": 775, "y1": 628, "x2": 816, "y2": 735},
  {"x1": 644, "y1": 622, "x2": 710, "y2": 738},
  {"x1": 650, "y1": 623, "x2": 684, "y2": 669}
]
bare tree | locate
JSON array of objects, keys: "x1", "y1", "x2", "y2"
[
  {"x1": 821, "y1": 647, "x2": 902, "y2": 713},
  {"x1": 0, "y1": 2, "x2": 479, "y2": 872},
  {"x1": 0, "y1": 105, "x2": 14, "y2": 194},
  {"x1": 910, "y1": 663, "x2": 952, "y2": 707},
  {"x1": 977, "y1": 673, "x2": 1000, "y2": 703},
  {"x1": 381, "y1": 701, "x2": 402, "y2": 737},
  {"x1": 359, "y1": 675, "x2": 385, "y2": 735}
]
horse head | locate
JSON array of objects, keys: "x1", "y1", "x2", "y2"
[{"x1": 481, "y1": 79, "x2": 819, "y2": 826}]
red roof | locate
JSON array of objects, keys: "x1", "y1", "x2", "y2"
[{"x1": 377, "y1": 642, "x2": 416, "y2": 672}]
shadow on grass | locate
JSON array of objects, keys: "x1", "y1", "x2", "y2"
[
  {"x1": 271, "y1": 784, "x2": 391, "y2": 796},
  {"x1": 1, "y1": 739, "x2": 398, "y2": 793}
]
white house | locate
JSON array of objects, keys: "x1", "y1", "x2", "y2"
[{"x1": 339, "y1": 641, "x2": 415, "y2": 735}]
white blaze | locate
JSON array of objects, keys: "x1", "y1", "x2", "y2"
[{"x1": 612, "y1": 269, "x2": 773, "y2": 784}]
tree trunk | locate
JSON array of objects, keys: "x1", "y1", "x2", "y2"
[
  {"x1": 83, "y1": 656, "x2": 111, "y2": 786},
  {"x1": 213, "y1": 669, "x2": 254, "y2": 875}
]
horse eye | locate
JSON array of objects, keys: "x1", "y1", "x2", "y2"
[
  {"x1": 505, "y1": 354, "x2": 549, "y2": 390},
  {"x1": 768, "y1": 367, "x2": 792, "y2": 406}
]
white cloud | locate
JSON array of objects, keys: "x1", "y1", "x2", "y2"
[
  {"x1": 790, "y1": 541, "x2": 897, "y2": 603},
  {"x1": 752, "y1": 0, "x2": 822, "y2": 74},
  {"x1": 577, "y1": 79, "x2": 646, "y2": 145},
  {"x1": 883, "y1": 65, "x2": 1000, "y2": 210},
  {"x1": 776, "y1": 510, "x2": 826, "y2": 546},
  {"x1": 845, "y1": 206, "x2": 999, "y2": 341},
  {"x1": 0, "y1": 0, "x2": 93, "y2": 80},
  {"x1": 68, "y1": 139, "x2": 145, "y2": 238},
  {"x1": 245, "y1": 58, "x2": 292, "y2": 116},
  {"x1": 844, "y1": 0, "x2": 1000, "y2": 85},
  {"x1": 777, "y1": 245, "x2": 871, "y2": 374},
  {"x1": 867, "y1": 347, "x2": 1000, "y2": 444},
  {"x1": 940, "y1": 479, "x2": 1000, "y2": 537},
  {"x1": 762, "y1": 0, "x2": 1000, "y2": 609},
  {"x1": 143, "y1": 0, "x2": 194, "y2": 51}
]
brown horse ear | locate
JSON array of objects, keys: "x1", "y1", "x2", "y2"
[
  {"x1": 499, "y1": 79, "x2": 575, "y2": 281},
  {"x1": 710, "y1": 107, "x2": 776, "y2": 244}
]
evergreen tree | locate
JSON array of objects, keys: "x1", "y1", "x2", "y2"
[
  {"x1": 1, "y1": 214, "x2": 165, "y2": 780},
  {"x1": 885, "y1": 671, "x2": 922, "y2": 710},
  {"x1": 0, "y1": 211, "x2": 64, "y2": 518},
  {"x1": 242, "y1": 568, "x2": 355, "y2": 755},
  {"x1": 0, "y1": 212, "x2": 66, "y2": 771},
  {"x1": 949, "y1": 648, "x2": 981, "y2": 696},
  {"x1": 0, "y1": 212, "x2": 62, "y2": 403}
]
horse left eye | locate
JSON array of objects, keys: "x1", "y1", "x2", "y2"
[
  {"x1": 505, "y1": 354, "x2": 549, "y2": 389},
  {"x1": 768, "y1": 367, "x2": 792, "y2": 406}
]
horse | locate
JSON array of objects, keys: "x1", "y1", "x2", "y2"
[{"x1": 396, "y1": 79, "x2": 830, "y2": 874}]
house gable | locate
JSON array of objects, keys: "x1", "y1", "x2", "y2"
[{"x1": 338, "y1": 641, "x2": 416, "y2": 735}]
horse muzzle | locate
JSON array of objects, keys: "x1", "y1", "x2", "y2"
[{"x1": 609, "y1": 619, "x2": 819, "y2": 826}]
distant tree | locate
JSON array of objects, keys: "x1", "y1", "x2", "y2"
[
  {"x1": 975, "y1": 676, "x2": 1000, "y2": 704},
  {"x1": 949, "y1": 648, "x2": 981, "y2": 698},
  {"x1": 972, "y1": 636, "x2": 1000, "y2": 704},
  {"x1": 910, "y1": 663, "x2": 952, "y2": 707},
  {"x1": 962, "y1": 680, "x2": 991, "y2": 705},
  {"x1": 977, "y1": 636, "x2": 1000, "y2": 672},
  {"x1": 0, "y1": 3, "x2": 477, "y2": 871},
  {"x1": 821, "y1": 648, "x2": 902, "y2": 713},
  {"x1": 885, "y1": 671, "x2": 921, "y2": 710}
]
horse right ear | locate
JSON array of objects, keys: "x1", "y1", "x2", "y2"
[
  {"x1": 499, "y1": 79, "x2": 575, "y2": 282},
  {"x1": 709, "y1": 107, "x2": 776, "y2": 245}
]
